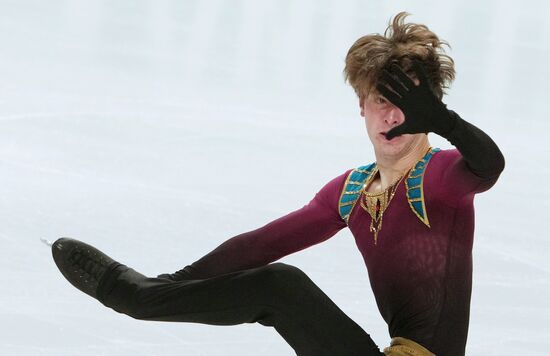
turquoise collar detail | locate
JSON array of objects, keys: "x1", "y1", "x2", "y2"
[{"x1": 338, "y1": 147, "x2": 441, "y2": 227}]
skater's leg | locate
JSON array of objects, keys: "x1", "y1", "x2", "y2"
[
  {"x1": 100, "y1": 263, "x2": 384, "y2": 356},
  {"x1": 52, "y1": 238, "x2": 384, "y2": 356}
]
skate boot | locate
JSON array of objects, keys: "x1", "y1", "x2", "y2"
[{"x1": 51, "y1": 237, "x2": 122, "y2": 300}]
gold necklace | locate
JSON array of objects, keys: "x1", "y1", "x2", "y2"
[
  {"x1": 359, "y1": 170, "x2": 408, "y2": 245},
  {"x1": 360, "y1": 146, "x2": 433, "y2": 244}
]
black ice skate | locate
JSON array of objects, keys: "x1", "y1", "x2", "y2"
[{"x1": 51, "y1": 238, "x2": 121, "y2": 300}]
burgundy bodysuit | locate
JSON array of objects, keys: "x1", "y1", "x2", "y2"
[{"x1": 173, "y1": 115, "x2": 505, "y2": 356}]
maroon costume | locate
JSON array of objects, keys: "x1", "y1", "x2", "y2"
[
  {"x1": 171, "y1": 114, "x2": 505, "y2": 355},
  {"x1": 50, "y1": 59, "x2": 505, "y2": 356}
]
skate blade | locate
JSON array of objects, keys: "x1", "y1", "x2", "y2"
[{"x1": 40, "y1": 237, "x2": 54, "y2": 247}]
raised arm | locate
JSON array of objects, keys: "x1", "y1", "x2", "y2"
[
  {"x1": 432, "y1": 110, "x2": 505, "y2": 203},
  {"x1": 442, "y1": 110, "x2": 505, "y2": 180},
  {"x1": 159, "y1": 171, "x2": 350, "y2": 281},
  {"x1": 377, "y1": 60, "x2": 505, "y2": 198}
]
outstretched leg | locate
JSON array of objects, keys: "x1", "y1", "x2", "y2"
[{"x1": 52, "y1": 238, "x2": 384, "y2": 356}]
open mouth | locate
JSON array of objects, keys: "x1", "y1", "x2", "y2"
[{"x1": 380, "y1": 132, "x2": 399, "y2": 141}]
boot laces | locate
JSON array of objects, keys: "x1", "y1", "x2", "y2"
[{"x1": 69, "y1": 248, "x2": 106, "y2": 281}]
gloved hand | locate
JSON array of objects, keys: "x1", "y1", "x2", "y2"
[{"x1": 376, "y1": 60, "x2": 457, "y2": 140}]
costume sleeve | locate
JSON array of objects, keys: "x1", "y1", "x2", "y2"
[
  {"x1": 437, "y1": 112, "x2": 505, "y2": 203},
  {"x1": 174, "y1": 171, "x2": 350, "y2": 279}
]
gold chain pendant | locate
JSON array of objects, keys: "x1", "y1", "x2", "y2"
[{"x1": 360, "y1": 173, "x2": 405, "y2": 245}]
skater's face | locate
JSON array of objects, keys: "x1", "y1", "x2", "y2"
[{"x1": 360, "y1": 91, "x2": 427, "y2": 158}]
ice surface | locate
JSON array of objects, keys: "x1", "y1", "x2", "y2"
[{"x1": 1, "y1": 0, "x2": 549, "y2": 355}]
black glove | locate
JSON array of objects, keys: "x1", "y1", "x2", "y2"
[{"x1": 376, "y1": 60, "x2": 457, "y2": 140}]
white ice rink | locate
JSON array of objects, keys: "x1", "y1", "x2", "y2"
[{"x1": 1, "y1": 0, "x2": 549, "y2": 355}]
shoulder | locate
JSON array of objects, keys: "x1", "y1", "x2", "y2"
[
  {"x1": 317, "y1": 168, "x2": 355, "y2": 199},
  {"x1": 314, "y1": 163, "x2": 373, "y2": 210},
  {"x1": 428, "y1": 147, "x2": 499, "y2": 203},
  {"x1": 424, "y1": 148, "x2": 461, "y2": 173},
  {"x1": 330, "y1": 162, "x2": 377, "y2": 195},
  {"x1": 430, "y1": 147, "x2": 460, "y2": 162},
  {"x1": 334, "y1": 162, "x2": 377, "y2": 223}
]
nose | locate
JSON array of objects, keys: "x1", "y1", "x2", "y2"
[{"x1": 385, "y1": 105, "x2": 405, "y2": 127}]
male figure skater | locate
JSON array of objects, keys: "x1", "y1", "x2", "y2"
[{"x1": 52, "y1": 12, "x2": 504, "y2": 356}]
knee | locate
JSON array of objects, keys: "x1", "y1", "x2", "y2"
[
  {"x1": 256, "y1": 263, "x2": 316, "y2": 296},
  {"x1": 260, "y1": 263, "x2": 309, "y2": 282}
]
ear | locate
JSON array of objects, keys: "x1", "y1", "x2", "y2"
[{"x1": 359, "y1": 95, "x2": 365, "y2": 117}]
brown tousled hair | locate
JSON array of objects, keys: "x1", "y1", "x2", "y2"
[{"x1": 343, "y1": 12, "x2": 455, "y2": 100}]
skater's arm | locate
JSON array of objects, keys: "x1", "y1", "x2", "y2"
[
  {"x1": 440, "y1": 110, "x2": 505, "y2": 180},
  {"x1": 431, "y1": 112, "x2": 506, "y2": 203},
  {"x1": 378, "y1": 61, "x2": 505, "y2": 199},
  {"x1": 163, "y1": 172, "x2": 349, "y2": 280}
]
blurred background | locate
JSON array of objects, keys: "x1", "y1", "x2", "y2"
[{"x1": 0, "y1": 0, "x2": 548, "y2": 355}]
